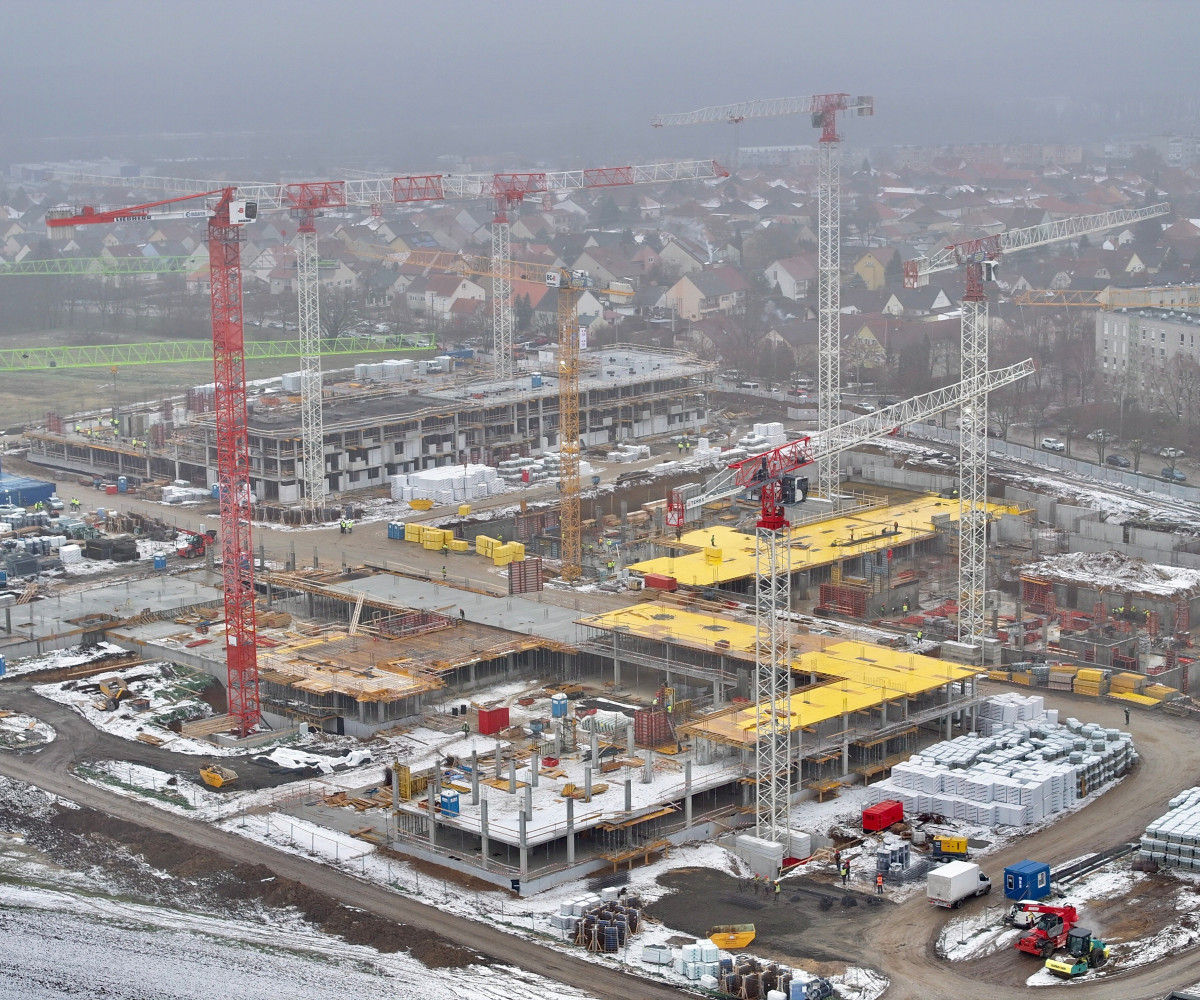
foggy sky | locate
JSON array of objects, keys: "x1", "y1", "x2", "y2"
[{"x1": 4, "y1": 0, "x2": 1199, "y2": 171}]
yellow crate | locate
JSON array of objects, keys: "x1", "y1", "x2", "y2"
[
  {"x1": 987, "y1": 670, "x2": 1012, "y2": 681},
  {"x1": 448, "y1": 539, "x2": 470, "y2": 553},
  {"x1": 422, "y1": 537, "x2": 445, "y2": 550},
  {"x1": 509, "y1": 541, "x2": 525, "y2": 560},
  {"x1": 476, "y1": 535, "x2": 497, "y2": 557},
  {"x1": 1145, "y1": 683, "x2": 1179, "y2": 700},
  {"x1": 1076, "y1": 668, "x2": 1106, "y2": 682},
  {"x1": 1011, "y1": 673, "x2": 1032, "y2": 686},
  {"x1": 404, "y1": 523, "x2": 425, "y2": 543},
  {"x1": 493, "y1": 553, "x2": 512, "y2": 567}
]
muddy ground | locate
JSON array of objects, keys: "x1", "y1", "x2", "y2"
[
  {"x1": 651, "y1": 866, "x2": 886, "y2": 969},
  {"x1": 0, "y1": 785, "x2": 480, "y2": 970}
]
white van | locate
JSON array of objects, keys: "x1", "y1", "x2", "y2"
[{"x1": 739, "y1": 380, "x2": 760, "y2": 389}]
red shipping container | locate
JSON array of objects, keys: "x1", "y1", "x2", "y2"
[
  {"x1": 643, "y1": 573, "x2": 677, "y2": 591},
  {"x1": 862, "y1": 799, "x2": 904, "y2": 831},
  {"x1": 477, "y1": 706, "x2": 510, "y2": 736}
]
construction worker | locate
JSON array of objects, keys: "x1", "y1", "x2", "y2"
[
  {"x1": 774, "y1": 880, "x2": 781, "y2": 901},
  {"x1": 339, "y1": 519, "x2": 346, "y2": 534},
  {"x1": 347, "y1": 520, "x2": 353, "y2": 534},
  {"x1": 916, "y1": 630, "x2": 923, "y2": 642},
  {"x1": 1125, "y1": 706, "x2": 1131, "y2": 725},
  {"x1": 841, "y1": 861, "x2": 850, "y2": 885},
  {"x1": 441, "y1": 565, "x2": 447, "y2": 581},
  {"x1": 876, "y1": 872, "x2": 884, "y2": 894},
  {"x1": 752, "y1": 873, "x2": 761, "y2": 894},
  {"x1": 70, "y1": 498, "x2": 80, "y2": 511}
]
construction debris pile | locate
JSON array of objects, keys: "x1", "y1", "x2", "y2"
[
  {"x1": 1020, "y1": 551, "x2": 1200, "y2": 599},
  {"x1": 1140, "y1": 787, "x2": 1200, "y2": 871},
  {"x1": 865, "y1": 694, "x2": 1135, "y2": 826}
]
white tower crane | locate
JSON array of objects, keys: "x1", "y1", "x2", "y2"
[
  {"x1": 904, "y1": 202, "x2": 1171, "y2": 652},
  {"x1": 653, "y1": 94, "x2": 874, "y2": 505},
  {"x1": 669, "y1": 359, "x2": 1035, "y2": 847}
]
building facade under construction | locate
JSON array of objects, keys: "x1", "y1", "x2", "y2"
[{"x1": 26, "y1": 347, "x2": 714, "y2": 504}]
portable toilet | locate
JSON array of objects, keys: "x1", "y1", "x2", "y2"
[
  {"x1": 551, "y1": 692, "x2": 568, "y2": 718},
  {"x1": 117, "y1": 476, "x2": 128, "y2": 493},
  {"x1": 153, "y1": 554, "x2": 168, "y2": 571},
  {"x1": 1004, "y1": 859, "x2": 1051, "y2": 901},
  {"x1": 439, "y1": 789, "x2": 460, "y2": 817}
]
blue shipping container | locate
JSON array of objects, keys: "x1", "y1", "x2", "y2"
[
  {"x1": 1004, "y1": 859, "x2": 1051, "y2": 901},
  {"x1": 0, "y1": 472, "x2": 57, "y2": 508}
]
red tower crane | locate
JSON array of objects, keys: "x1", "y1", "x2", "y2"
[{"x1": 47, "y1": 189, "x2": 263, "y2": 734}]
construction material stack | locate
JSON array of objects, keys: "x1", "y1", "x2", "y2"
[{"x1": 1139, "y1": 786, "x2": 1200, "y2": 871}]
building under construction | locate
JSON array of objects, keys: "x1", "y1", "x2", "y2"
[{"x1": 26, "y1": 347, "x2": 713, "y2": 503}]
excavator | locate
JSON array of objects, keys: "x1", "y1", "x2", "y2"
[
  {"x1": 1045, "y1": 927, "x2": 1110, "y2": 978},
  {"x1": 1014, "y1": 903, "x2": 1078, "y2": 958}
]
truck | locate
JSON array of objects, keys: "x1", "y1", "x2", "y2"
[{"x1": 927, "y1": 859, "x2": 992, "y2": 908}]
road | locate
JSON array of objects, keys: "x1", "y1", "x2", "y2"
[
  {"x1": 0, "y1": 700, "x2": 687, "y2": 1000},
  {"x1": 3, "y1": 681, "x2": 1200, "y2": 999},
  {"x1": 864, "y1": 688, "x2": 1200, "y2": 1000}
]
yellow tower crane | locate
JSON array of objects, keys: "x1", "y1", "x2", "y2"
[{"x1": 352, "y1": 248, "x2": 633, "y2": 581}]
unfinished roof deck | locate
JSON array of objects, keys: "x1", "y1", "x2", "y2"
[{"x1": 628, "y1": 496, "x2": 1019, "y2": 587}]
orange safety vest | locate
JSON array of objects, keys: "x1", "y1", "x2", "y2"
[{"x1": 876, "y1": 873, "x2": 884, "y2": 886}]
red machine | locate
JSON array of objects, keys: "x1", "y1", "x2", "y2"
[
  {"x1": 177, "y1": 530, "x2": 216, "y2": 559},
  {"x1": 48, "y1": 190, "x2": 261, "y2": 733},
  {"x1": 1014, "y1": 904, "x2": 1078, "y2": 958}
]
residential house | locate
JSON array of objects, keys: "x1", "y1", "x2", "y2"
[
  {"x1": 764, "y1": 254, "x2": 817, "y2": 300},
  {"x1": 666, "y1": 266, "x2": 749, "y2": 321},
  {"x1": 852, "y1": 247, "x2": 900, "y2": 291},
  {"x1": 572, "y1": 246, "x2": 646, "y2": 290},
  {"x1": 406, "y1": 273, "x2": 486, "y2": 323},
  {"x1": 657, "y1": 236, "x2": 707, "y2": 276}
]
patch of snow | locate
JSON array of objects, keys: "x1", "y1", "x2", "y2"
[{"x1": 2, "y1": 641, "x2": 130, "y2": 679}]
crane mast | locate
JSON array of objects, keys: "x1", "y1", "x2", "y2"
[
  {"x1": 675, "y1": 358, "x2": 1034, "y2": 846},
  {"x1": 904, "y1": 201, "x2": 1171, "y2": 653},
  {"x1": 48, "y1": 188, "x2": 262, "y2": 734},
  {"x1": 651, "y1": 94, "x2": 872, "y2": 507}
]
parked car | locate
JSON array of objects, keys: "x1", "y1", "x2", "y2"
[
  {"x1": 1160, "y1": 446, "x2": 1186, "y2": 459},
  {"x1": 1162, "y1": 467, "x2": 1187, "y2": 482},
  {"x1": 1105, "y1": 454, "x2": 1131, "y2": 468},
  {"x1": 1086, "y1": 429, "x2": 1116, "y2": 442},
  {"x1": 1041, "y1": 437, "x2": 1066, "y2": 452},
  {"x1": 787, "y1": 387, "x2": 809, "y2": 397}
]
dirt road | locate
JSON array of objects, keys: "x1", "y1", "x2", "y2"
[
  {"x1": 861, "y1": 690, "x2": 1200, "y2": 1000},
  {"x1": 0, "y1": 742, "x2": 688, "y2": 1000}
]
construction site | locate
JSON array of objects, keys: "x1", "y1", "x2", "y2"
[{"x1": 6, "y1": 88, "x2": 1200, "y2": 1000}]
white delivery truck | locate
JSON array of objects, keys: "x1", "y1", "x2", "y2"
[{"x1": 927, "y1": 859, "x2": 992, "y2": 908}]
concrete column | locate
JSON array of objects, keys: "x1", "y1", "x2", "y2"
[
  {"x1": 946, "y1": 712, "x2": 952, "y2": 739},
  {"x1": 531, "y1": 753, "x2": 540, "y2": 787},
  {"x1": 427, "y1": 782, "x2": 437, "y2": 847},
  {"x1": 471, "y1": 750, "x2": 479, "y2": 806},
  {"x1": 391, "y1": 760, "x2": 399, "y2": 811},
  {"x1": 553, "y1": 728, "x2": 561, "y2": 756},
  {"x1": 480, "y1": 799, "x2": 489, "y2": 870},
  {"x1": 584, "y1": 765, "x2": 593, "y2": 802},
  {"x1": 625, "y1": 724, "x2": 634, "y2": 757},
  {"x1": 509, "y1": 758, "x2": 516, "y2": 793},
  {"x1": 590, "y1": 730, "x2": 599, "y2": 764},
  {"x1": 524, "y1": 781, "x2": 532, "y2": 817},
  {"x1": 519, "y1": 810, "x2": 528, "y2": 876},
  {"x1": 624, "y1": 777, "x2": 632, "y2": 812},
  {"x1": 643, "y1": 750, "x2": 653, "y2": 783},
  {"x1": 685, "y1": 760, "x2": 693, "y2": 829},
  {"x1": 713, "y1": 677, "x2": 721, "y2": 706},
  {"x1": 494, "y1": 745, "x2": 502, "y2": 779},
  {"x1": 842, "y1": 712, "x2": 850, "y2": 777},
  {"x1": 566, "y1": 796, "x2": 575, "y2": 865}
]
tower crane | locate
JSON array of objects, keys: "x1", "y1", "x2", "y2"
[
  {"x1": 1013, "y1": 284, "x2": 1200, "y2": 310},
  {"x1": 666, "y1": 358, "x2": 1035, "y2": 846},
  {"x1": 54, "y1": 160, "x2": 726, "y2": 509},
  {"x1": 350, "y1": 246, "x2": 633, "y2": 580},
  {"x1": 47, "y1": 189, "x2": 262, "y2": 734},
  {"x1": 653, "y1": 94, "x2": 874, "y2": 505},
  {"x1": 903, "y1": 202, "x2": 1171, "y2": 652}
]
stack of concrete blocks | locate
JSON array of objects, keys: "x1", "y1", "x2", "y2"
[
  {"x1": 733, "y1": 833, "x2": 784, "y2": 878},
  {"x1": 604, "y1": 443, "x2": 651, "y2": 463},
  {"x1": 674, "y1": 940, "x2": 720, "y2": 981},
  {"x1": 1140, "y1": 787, "x2": 1200, "y2": 870},
  {"x1": 389, "y1": 464, "x2": 505, "y2": 503},
  {"x1": 863, "y1": 695, "x2": 1134, "y2": 828}
]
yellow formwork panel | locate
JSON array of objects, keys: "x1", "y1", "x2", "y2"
[
  {"x1": 579, "y1": 605, "x2": 976, "y2": 739},
  {"x1": 629, "y1": 496, "x2": 1020, "y2": 587}
]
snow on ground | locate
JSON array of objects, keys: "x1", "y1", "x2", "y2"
[
  {"x1": 2, "y1": 640, "x2": 131, "y2": 679},
  {"x1": 1019, "y1": 551, "x2": 1200, "y2": 598},
  {"x1": 0, "y1": 712, "x2": 56, "y2": 749},
  {"x1": 0, "y1": 880, "x2": 603, "y2": 1000},
  {"x1": 938, "y1": 860, "x2": 1200, "y2": 986},
  {"x1": 33, "y1": 661, "x2": 245, "y2": 756}
]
